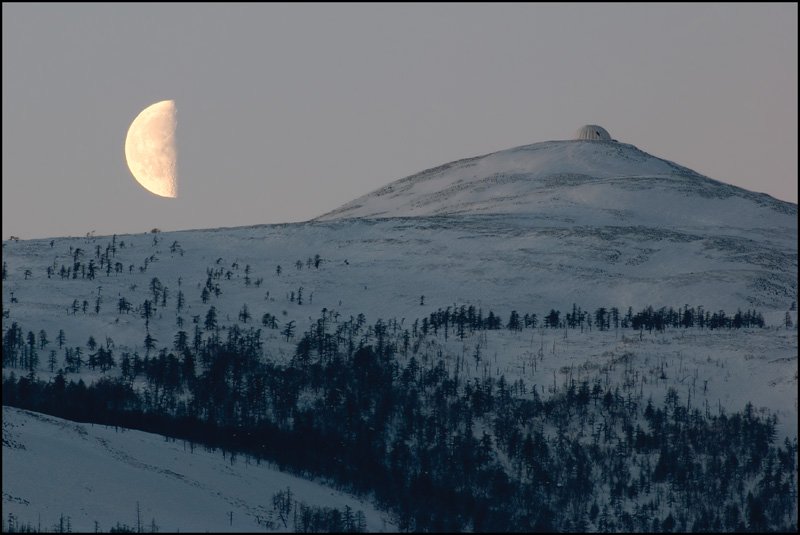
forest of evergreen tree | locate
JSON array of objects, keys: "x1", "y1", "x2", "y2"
[{"x1": 2, "y1": 304, "x2": 796, "y2": 532}]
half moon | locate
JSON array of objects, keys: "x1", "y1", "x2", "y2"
[{"x1": 124, "y1": 100, "x2": 178, "y2": 198}]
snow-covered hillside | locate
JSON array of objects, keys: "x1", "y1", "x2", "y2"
[
  {"x1": 2, "y1": 406, "x2": 394, "y2": 532},
  {"x1": 2, "y1": 214, "x2": 795, "y2": 362},
  {"x1": 2, "y1": 134, "x2": 797, "y2": 532},
  {"x1": 2, "y1": 135, "x2": 796, "y2": 411},
  {"x1": 315, "y1": 140, "x2": 795, "y2": 229}
]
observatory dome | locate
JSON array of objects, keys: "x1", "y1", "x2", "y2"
[{"x1": 575, "y1": 125, "x2": 612, "y2": 141}]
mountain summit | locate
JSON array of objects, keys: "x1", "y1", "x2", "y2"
[{"x1": 315, "y1": 133, "x2": 794, "y2": 230}]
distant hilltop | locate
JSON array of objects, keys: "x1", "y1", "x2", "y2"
[{"x1": 315, "y1": 128, "x2": 795, "y2": 225}]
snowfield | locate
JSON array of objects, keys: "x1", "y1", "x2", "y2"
[{"x1": 2, "y1": 406, "x2": 395, "y2": 532}]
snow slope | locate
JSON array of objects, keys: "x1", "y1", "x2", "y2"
[
  {"x1": 315, "y1": 140, "x2": 795, "y2": 229},
  {"x1": 2, "y1": 406, "x2": 395, "y2": 532},
  {"x1": 2, "y1": 136, "x2": 797, "y2": 530},
  {"x1": 3, "y1": 214, "x2": 795, "y2": 362}
]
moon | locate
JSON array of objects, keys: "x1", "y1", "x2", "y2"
[{"x1": 124, "y1": 100, "x2": 178, "y2": 198}]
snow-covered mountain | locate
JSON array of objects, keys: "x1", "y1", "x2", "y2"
[
  {"x1": 311, "y1": 136, "x2": 797, "y2": 314},
  {"x1": 315, "y1": 139, "x2": 795, "y2": 229},
  {"x1": 3, "y1": 131, "x2": 796, "y2": 383},
  {"x1": 2, "y1": 131, "x2": 797, "y2": 531}
]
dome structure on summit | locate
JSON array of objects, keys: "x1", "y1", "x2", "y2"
[{"x1": 575, "y1": 125, "x2": 612, "y2": 141}]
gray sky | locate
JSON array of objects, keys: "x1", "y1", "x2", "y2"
[{"x1": 3, "y1": 3, "x2": 797, "y2": 240}]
